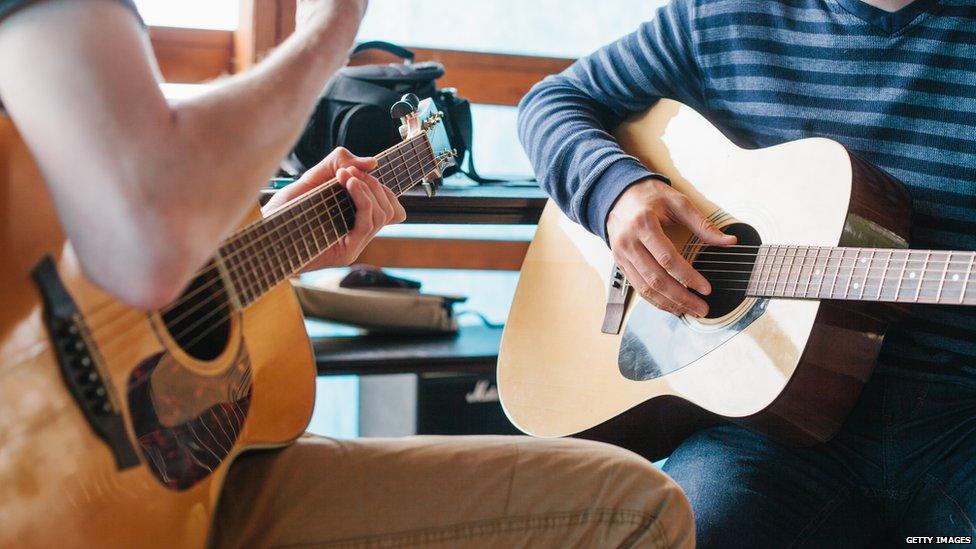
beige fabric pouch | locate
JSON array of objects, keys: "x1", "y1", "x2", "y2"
[{"x1": 292, "y1": 276, "x2": 464, "y2": 334}]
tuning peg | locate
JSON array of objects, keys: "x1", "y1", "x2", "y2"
[
  {"x1": 421, "y1": 179, "x2": 437, "y2": 198},
  {"x1": 390, "y1": 100, "x2": 415, "y2": 120},
  {"x1": 402, "y1": 93, "x2": 420, "y2": 109}
]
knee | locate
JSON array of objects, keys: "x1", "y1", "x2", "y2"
[{"x1": 546, "y1": 438, "x2": 696, "y2": 548}]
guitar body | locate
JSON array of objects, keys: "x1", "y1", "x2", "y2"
[
  {"x1": 0, "y1": 116, "x2": 315, "y2": 547},
  {"x1": 499, "y1": 99, "x2": 913, "y2": 459}
]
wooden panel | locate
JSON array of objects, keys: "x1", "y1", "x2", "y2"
[
  {"x1": 235, "y1": 0, "x2": 296, "y2": 71},
  {"x1": 149, "y1": 27, "x2": 234, "y2": 83},
  {"x1": 351, "y1": 47, "x2": 574, "y2": 106},
  {"x1": 358, "y1": 237, "x2": 529, "y2": 271}
]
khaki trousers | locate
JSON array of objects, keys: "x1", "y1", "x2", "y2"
[{"x1": 211, "y1": 435, "x2": 694, "y2": 548}]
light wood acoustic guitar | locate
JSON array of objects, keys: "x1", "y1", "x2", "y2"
[
  {"x1": 499, "y1": 99, "x2": 971, "y2": 460},
  {"x1": 0, "y1": 95, "x2": 455, "y2": 547}
]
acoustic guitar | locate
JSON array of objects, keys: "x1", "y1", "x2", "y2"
[
  {"x1": 498, "y1": 99, "x2": 967, "y2": 460},
  {"x1": 0, "y1": 95, "x2": 455, "y2": 547}
]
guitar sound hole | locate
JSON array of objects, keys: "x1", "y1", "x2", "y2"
[
  {"x1": 692, "y1": 223, "x2": 762, "y2": 319},
  {"x1": 160, "y1": 262, "x2": 231, "y2": 361}
]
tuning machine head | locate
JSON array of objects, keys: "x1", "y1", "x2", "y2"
[
  {"x1": 392, "y1": 93, "x2": 423, "y2": 139},
  {"x1": 421, "y1": 177, "x2": 442, "y2": 198}
]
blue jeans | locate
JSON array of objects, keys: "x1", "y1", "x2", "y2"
[{"x1": 662, "y1": 371, "x2": 976, "y2": 548}]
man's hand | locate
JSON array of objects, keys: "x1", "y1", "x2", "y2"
[
  {"x1": 606, "y1": 178, "x2": 736, "y2": 317},
  {"x1": 263, "y1": 147, "x2": 406, "y2": 271}
]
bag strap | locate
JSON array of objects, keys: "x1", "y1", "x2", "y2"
[
  {"x1": 446, "y1": 96, "x2": 506, "y2": 184},
  {"x1": 326, "y1": 76, "x2": 400, "y2": 108},
  {"x1": 349, "y1": 41, "x2": 415, "y2": 63}
]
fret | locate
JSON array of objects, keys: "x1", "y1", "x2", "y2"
[
  {"x1": 296, "y1": 210, "x2": 315, "y2": 266},
  {"x1": 813, "y1": 247, "x2": 827, "y2": 298},
  {"x1": 791, "y1": 246, "x2": 805, "y2": 297},
  {"x1": 826, "y1": 248, "x2": 841, "y2": 299},
  {"x1": 962, "y1": 253, "x2": 975, "y2": 304},
  {"x1": 894, "y1": 249, "x2": 909, "y2": 301},
  {"x1": 777, "y1": 246, "x2": 793, "y2": 297},
  {"x1": 877, "y1": 250, "x2": 893, "y2": 301},
  {"x1": 749, "y1": 246, "x2": 769, "y2": 295},
  {"x1": 319, "y1": 188, "x2": 343, "y2": 241},
  {"x1": 935, "y1": 251, "x2": 951, "y2": 303},
  {"x1": 303, "y1": 204, "x2": 323, "y2": 254},
  {"x1": 763, "y1": 246, "x2": 777, "y2": 295},
  {"x1": 267, "y1": 223, "x2": 288, "y2": 282},
  {"x1": 857, "y1": 249, "x2": 873, "y2": 299},
  {"x1": 297, "y1": 212, "x2": 315, "y2": 266},
  {"x1": 220, "y1": 239, "x2": 247, "y2": 306},
  {"x1": 412, "y1": 138, "x2": 431, "y2": 187},
  {"x1": 913, "y1": 250, "x2": 931, "y2": 302},
  {"x1": 919, "y1": 251, "x2": 949, "y2": 304},
  {"x1": 391, "y1": 146, "x2": 409, "y2": 194},
  {"x1": 236, "y1": 238, "x2": 257, "y2": 306},
  {"x1": 277, "y1": 221, "x2": 296, "y2": 274},
  {"x1": 242, "y1": 231, "x2": 261, "y2": 302},
  {"x1": 236, "y1": 230, "x2": 257, "y2": 299},
  {"x1": 772, "y1": 246, "x2": 787, "y2": 297},
  {"x1": 841, "y1": 249, "x2": 858, "y2": 299},
  {"x1": 287, "y1": 219, "x2": 306, "y2": 272},
  {"x1": 334, "y1": 190, "x2": 351, "y2": 235},
  {"x1": 802, "y1": 247, "x2": 818, "y2": 298}
]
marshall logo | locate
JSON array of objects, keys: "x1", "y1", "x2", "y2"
[{"x1": 465, "y1": 380, "x2": 499, "y2": 404}]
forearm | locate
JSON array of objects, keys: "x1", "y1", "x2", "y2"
[
  {"x1": 517, "y1": 0, "x2": 705, "y2": 241},
  {"x1": 0, "y1": 0, "x2": 363, "y2": 308},
  {"x1": 168, "y1": 4, "x2": 364, "y2": 235}
]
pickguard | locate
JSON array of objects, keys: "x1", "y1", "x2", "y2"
[
  {"x1": 126, "y1": 348, "x2": 252, "y2": 491},
  {"x1": 619, "y1": 297, "x2": 768, "y2": 381}
]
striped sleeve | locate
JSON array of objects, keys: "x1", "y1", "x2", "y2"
[{"x1": 517, "y1": 0, "x2": 707, "y2": 241}]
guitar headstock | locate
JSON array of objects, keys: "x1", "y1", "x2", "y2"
[{"x1": 391, "y1": 94, "x2": 457, "y2": 197}]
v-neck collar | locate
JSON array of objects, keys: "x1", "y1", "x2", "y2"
[{"x1": 832, "y1": 0, "x2": 941, "y2": 34}]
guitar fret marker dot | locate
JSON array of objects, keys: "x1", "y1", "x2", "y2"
[
  {"x1": 953, "y1": 274, "x2": 960, "y2": 281},
  {"x1": 910, "y1": 272, "x2": 916, "y2": 279},
  {"x1": 853, "y1": 283, "x2": 860, "y2": 289}
]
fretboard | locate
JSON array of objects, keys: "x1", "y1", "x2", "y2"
[
  {"x1": 217, "y1": 134, "x2": 436, "y2": 308},
  {"x1": 746, "y1": 246, "x2": 976, "y2": 305}
]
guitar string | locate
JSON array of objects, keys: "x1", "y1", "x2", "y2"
[
  {"x1": 95, "y1": 238, "x2": 976, "y2": 359},
  {"x1": 172, "y1": 249, "x2": 976, "y2": 356},
  {"x1": 84, "y1": 151, "x2": 434, "y2": 341},
  {"x1": 80, "y1": 134, "x2": 431, "y2": 329},
  {"x1": 86, "y1": 157, "x2": 437, "y2": 355},
  {"x1": 85, "y1": 234, "x2": 967, "y2": 339},
  {"x1": 80, "y1": 147, "x2": 430, "y2": 342},
  {"x1": 84, "y1": 138, "x2": 432, "y2": 330},
  {"x1": 90, "y1": 182, "x2": 418, "y2": 355}
]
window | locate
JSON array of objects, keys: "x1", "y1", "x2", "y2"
[
  {"x1": 134, "y1": 0, "x2": 238, "y2": 30},
  {"x1": 358, "y1": 0, "x2": 667, "y2": 58}
]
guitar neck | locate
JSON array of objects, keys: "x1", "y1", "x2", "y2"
[
  {"x1": 217, "y1": 135, "x2": 436, "y2": 308},
  {"x1": 746, "y1": 245, "x2": 976, "y2": 305}
]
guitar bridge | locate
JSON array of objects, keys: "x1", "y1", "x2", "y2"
[
  {"x1": 33, "y1": 256, "x2": 139, "y2": 470},
  {"x1": 602, "y1": 264, "x2": 632, "y2": 334}
]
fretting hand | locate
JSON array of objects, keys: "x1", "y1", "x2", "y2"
[{"x1": 262, "y1": 147, "x2": 406, "y2": 272}]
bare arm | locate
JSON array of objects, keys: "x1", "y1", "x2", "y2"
[{"x1": 0, "y1": 0, "x2": 366, "y2": 309}]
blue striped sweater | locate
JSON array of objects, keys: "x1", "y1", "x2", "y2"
[{"x1": 518, "y1": 0, "x2": 976, "y2": 382}]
